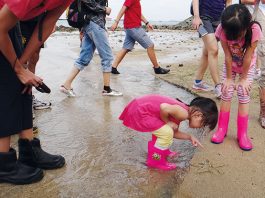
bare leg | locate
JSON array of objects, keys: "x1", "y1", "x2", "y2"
[
  {"x1": 103, "y1": 72, "x2": 110, "y2": 87},
  {"x1": 203, "y1": 34, "x2": 220, "y2": 85},
  {"x1": 19, "y1": 129, "x2": 34, "y2": 141},
  {"x1": 0, "y1": 136, "x2": 11, "y2": 152},
  {"x1": 259, "y1": 88, "x2": 265, "y2": 118},
  {"x1": 195, "y1": 46, "x2": 208, "y2": 80},
  {"x1": 112, "y1": 49, "x2": 129, "y2": 68},
  {"x1": 28, "y1": 48, "x2": 41, "y2": 74},
  {"x1": 147, "y1": 45, "x2": 159, "y2": 68},
  {"x1": 195, "y1": 34, "x2": 219, "y2": 85},
  {"x1": 238, "y1": 103, "x2": 249, "y2": 116},
  {"x1": 220, "y1": 100, "x2": 231, "y2": 113},
  {"x1": 63, "y1": 67, "x2": 81, "y2": 90}
]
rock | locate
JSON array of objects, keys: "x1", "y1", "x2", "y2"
[
  {"x1": 179, "y1": 64, "x2": 184, "y2": 67},
  {"x1": 56, "y1": 17, "x2": 194, "y2": 32},
  {"x1": 56, "y1": 25, "x2": 77, "y2": 32},
  {"x1": 152, "y1": 16, "x2": 193, "y2": 31}
]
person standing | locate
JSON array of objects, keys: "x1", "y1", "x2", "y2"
[
  {"x1": 0, "y1": 0, "x2": 71, "y2": 185},
  {"x1": 20, "y1": 16, "x2": 52, "y2": 110},
  {"x1": 211, "y1": 5, "x2": 262, "y2": 151},
  {"x1": 192, "y1": 0, "x2": 232, "y2": 98},
  {"x1": 241, "y1": 0, "x2": 265, "y2": 128}
]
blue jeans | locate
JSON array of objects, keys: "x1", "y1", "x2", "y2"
[{"x1": 75, "y1": 21, "x2": 113, "y2": 72}]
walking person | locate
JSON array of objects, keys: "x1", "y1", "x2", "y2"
[
  {"x1": 61, "y1": 0, "x2": 122, "y2": 97},
  {"x1": 110, "y1": 0, "x2": 170, "y2": 75}
]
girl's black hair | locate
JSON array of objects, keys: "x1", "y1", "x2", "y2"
[
  {"x1": 221, "y1": 4, "x2": 262, "y2": 51},
  {"x1": 189, "y1": 97, "x2": 218, "y2": 130}
]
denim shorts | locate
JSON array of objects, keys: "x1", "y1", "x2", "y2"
[
  {"x1": 123, "y1": 27, "x2": 154, "y2": 51},
  {"x1": 75, "y1": 21, "x2": 113, "y2": 72},
  {"x1": 199, "y1": 15, "x2": 220, "y2": 37}
]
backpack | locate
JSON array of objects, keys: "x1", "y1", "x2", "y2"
[{"x1": 67, "y1": 0, "x2": 86, "y2": 29}]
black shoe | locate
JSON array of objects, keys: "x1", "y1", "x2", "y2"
[
  {"x1": 111, "y1": 67, "x2": 120, "y2": 74},
  {"x1": 154, "y1": 67, "x2": 170, "y2": 74},
  {"x1": 0, "y1": 148, "x2": 43, "y2": 185},
  {"x1": 18, "y1": 138, "x2": 65, "y2": 170}
]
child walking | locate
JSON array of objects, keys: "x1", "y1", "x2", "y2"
[
  {"x1": 119, "y1": 94, "x2": 218, "y2": 170},
  {"x1": 211, "y1": 4, "x2": 263, "y2": 151},
  {"x1": 110, "y1": 0, "x2": 170, "y2": 75}
]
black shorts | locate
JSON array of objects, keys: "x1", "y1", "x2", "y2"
[
  {"x1": 20, "y1": 18, "x2": 44, "y2": 48},
  {"x1": 199, "y1": 15, "x2": 220, "y2": 37},
  {"x1": 0, "y1": 25, "x2": 33, "y2": 138}
]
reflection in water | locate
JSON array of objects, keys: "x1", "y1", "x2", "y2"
[{"x1": 0, "y1": 35, "x2": 206, "y2": 198}]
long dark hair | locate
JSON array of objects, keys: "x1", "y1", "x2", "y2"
[
  {"x1": 190, "y1": 97, "x2": 218, "y2": 130},
  {"x1": 176, "y1": 97, "x2": 218, "y2": 130},
  {"x1": 221, "y1": 4, "x2": 262, "y2": 51}
]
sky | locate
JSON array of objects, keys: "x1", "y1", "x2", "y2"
[
  {"x1": 108, "y1": 0, "x2": 190, "y2": 21},
  {"x1": 108, "y1": 0, "x2": 239, "y2": 21},
  {"x1": 62, "y1": 0, "x2": 239, "y2": 21}
]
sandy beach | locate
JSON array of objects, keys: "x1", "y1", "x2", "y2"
[
  {"x1": 1, "y1": 28, "x2": 264, "y2": 197},
  {"x1": 109, "y1": 29, "x2": 265, "y2": 197}
]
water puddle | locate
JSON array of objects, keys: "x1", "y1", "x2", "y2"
[{"x1": 0, "y1": 34, "x2": 207, "y2": 198}]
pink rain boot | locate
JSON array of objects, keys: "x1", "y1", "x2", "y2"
[
  {"x1": 147, "y1": 141, "x2": 176, "y2": 169},
  {"x1": 211, "y1": 111, "x2": 230, "y2": 144},
  {"x1": 151, "y1": 135, "x2": 177, "y2": 158},
  {"x1": 237, "y1": 114, "x2": 253, "y2": 151},
  {"x1": 146, "y1": 143, "x2": 176, "y2": 170}
]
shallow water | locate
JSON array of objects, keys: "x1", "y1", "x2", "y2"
[{"x1": 0, "y1": 34, "x2": 205, "y2": 198}]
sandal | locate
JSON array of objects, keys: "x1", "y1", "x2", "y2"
[{"x1": 60, "y1": 85, "x2": 76, "y2": 97}]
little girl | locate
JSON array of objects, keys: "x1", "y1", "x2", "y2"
[
  {"x1": 119, "y1": 94, "x2": 218, "y2": 170},
  {"x1": 211, "y1": 4, "x2": 262, "y2": 151}
]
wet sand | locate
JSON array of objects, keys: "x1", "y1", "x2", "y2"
[
  {"x1": 1, "y1": 30, "x2": 205, "y2": 198},
  {"x1": 1, "y1": 29, "x2": 264, "y2": 197}
]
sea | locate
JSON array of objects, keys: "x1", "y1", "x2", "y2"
[{"x1": 56, "y1": 19, "x2": 180, "y2": 28}]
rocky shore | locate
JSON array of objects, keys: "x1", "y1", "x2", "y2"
[{"x1": 56, "y1": 17, "x2": 193, "y2": 32}]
